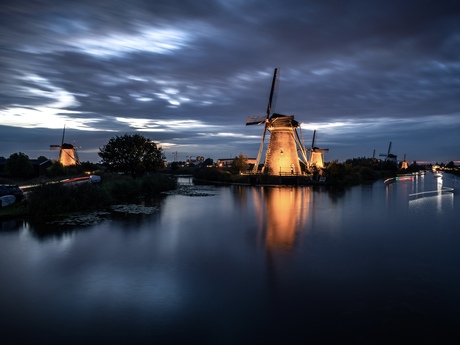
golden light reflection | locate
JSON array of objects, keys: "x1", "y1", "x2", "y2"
[{"x1": 252, "y1": 187, "x2": 310, "y2": 254}]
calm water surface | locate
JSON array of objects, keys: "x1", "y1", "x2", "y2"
[{"x1": 1, "y1": 173, "x2": 459, "y2": 344}]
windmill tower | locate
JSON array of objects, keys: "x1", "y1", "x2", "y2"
[
  {"x1": 50, "y1": 125, "x2": 80, "y2": 166},
  {"x1": 246, "y1": 68, "x2": 309, "y2": 175},
  {"x1": 400, "y1": 154, "x2": 409, "y2": 170},
  {"x1": 308, "y1": 130, "x2": 328, "y2": 169},
  {"x1": 379, "y1": 141, "x2": 397, "y2": 162}
]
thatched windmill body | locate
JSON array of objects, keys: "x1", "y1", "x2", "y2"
[
  {"x1": 308, "y1": 130, "x2": 328, "y2": 169},
  {"x1": 246, "y1": 68, "x2": 309, "y2": 175},
  {"x1": 50, "y1": 125, "x2": 80, "y2": 166}
]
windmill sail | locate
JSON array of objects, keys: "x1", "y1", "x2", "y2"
[
  {"x1": 248, "y1": 68, "x2": 280, "y2": 172},
  {"x1": 266, "y1": 68, "x2": 279, "y2": 118},
  {"x1": 246, "y1": 68, "x2": 310, "y2": 175},
  {"x1": 308, "y1": 129, "x2": 328, "y2": 168},
  {"x1": 50, "y1": 125, "x2": 80, "y2": 166},
  {"x1": 246, "y1": 115, "x2": 268, "y2": 125},
  {"x1": 379, "y1": 141, "x2": 397, "y2": 161}
]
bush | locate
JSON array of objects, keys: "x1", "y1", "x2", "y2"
[
  {"x1": 27, "y1": 172, "x2": 177, "y2": 220},
  {"x1": 140, "y1": 173, "x2": 178, "y2": 195},
  {"x1": 193, "y1": 167, "x2": 232, "y2": 183},
  {"x1": 28, "y1": 182, "x2": 111, "y2": 220}
]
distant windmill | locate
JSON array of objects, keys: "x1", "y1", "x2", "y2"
[
  {"x1": 400, "y1": 154, "x2": 409, "y2": 169},
  {"x1": 246, "y1": 68, "x2": 309, "y2": 175},
  {"x1": 379, "y1": 141, "x2": 397, "y2": 162},
  {"x1": 50, "y1": 125, "x2": 80, "y2": 166},
  {"x1": 307, "y1": 130, "x2": 329, "y2": 169}
]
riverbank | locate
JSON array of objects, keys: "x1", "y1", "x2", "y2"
[{"x1": 0, "y1": 172, "x2": 177, "y2": 222}]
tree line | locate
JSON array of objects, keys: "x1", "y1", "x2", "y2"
[{"x1": 2, "y1": 134, "x2": 166, "y2": 180}]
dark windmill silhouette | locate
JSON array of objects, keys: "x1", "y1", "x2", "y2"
[
  {"x1": 379, "y1": 141, "x2": 397, "y2": 162},
  {"x1": 50, "y1": 125, "x2": 80, "y2": 166},
  {"x1": 246, "y1": 68, "x2": 309, "y2": 175}
]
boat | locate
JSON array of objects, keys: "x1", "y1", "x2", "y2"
[
  {"x1": 0, "y1": 195, "x2": 16, "y2": 207},
  {"x1": 0, "y1": 184, "x2": 24, "y2": 201}
]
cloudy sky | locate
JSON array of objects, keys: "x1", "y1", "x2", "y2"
[{"x1": 1, "y1": 0, "x2": 459, "y2": 164}]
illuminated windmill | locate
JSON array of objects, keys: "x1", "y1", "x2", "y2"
[
  {"x1": 379, "y1": 141, "x2": 397, "y2": 162},
  {"x1": 400, "y1": 154, "x2": 409, "y2": 169},
  {"x1": 50, "y1": 125, "x2": 80, "y2": 166},
  {"x1": 246, "y1": 68, "x2": 309, "y2": 175},
  {"x1": 308, "y1": 130, "x2": 328, "y2": 169}
]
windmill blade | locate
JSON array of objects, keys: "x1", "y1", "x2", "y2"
[
  {"x1": 293, "y1": 128, "x2": 309, "y2": 166},
  {"x1": 266, "y1": 68, "x2": 279, "y2": 118},
  {"x1": 246, "y1": 115, "x2": 268, "y2": 125},
  {"x1": 311, "y1": 129, "x2": 317, "y2": 149},
  {"x1": 387, "y1": 141, "x2": 392, "y2": 155},
  {"x1": 61, "y1": 125, "x2": 66, "y2": 145},
  {"x1": 252, "y1": 123, "x2": 268, "y2": 173},
  {"x1": 50, "y1": 145, "x2": 61, "y2": 150}
]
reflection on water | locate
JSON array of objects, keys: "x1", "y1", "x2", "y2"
[
  {"x1": 254, "y1": 187, "x2": 310, "y2": 253},
  {"x1": 407, "y1": 174, "x2": 455, "y2": 212},
  {"x1": 1, "y1": 174, "x2": 460, "y2": 343},
  {"x1": 386, "y1": 173, "x2": 456, "y2": 213}
]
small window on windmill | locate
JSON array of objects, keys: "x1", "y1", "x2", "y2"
[{"x1": 280, "y1": 148, "x2": 284, "y2": 155}]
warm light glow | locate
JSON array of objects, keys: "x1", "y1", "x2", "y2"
[
  {"x1": 309, "y1": 151, "x2": 325, "y2": 169},
  {"x1": 264, "y1": 127, "x2": 301, "y2": 175},
  {"x1": 59, "y1": 147, "x2": 79, "y2": 166},
  {"x1": 260, "y1": 187, "x2": 310, "y2": 253}
]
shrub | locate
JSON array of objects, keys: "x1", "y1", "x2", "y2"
[
  {"x1": 27, "y1": 172, "x2": 177, "y2": 220},
  {"x1": 27, "y1": 182, "x2": 111, "y2": 220}
]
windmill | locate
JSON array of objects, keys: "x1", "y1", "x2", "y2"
[
  {"x1": 50, "y1": 125, "x2": 80, "y2": 166},
  {"x1": 246, "y1": 68, "x2": 309, "y2": 175},
  {"x1": 379, "y1": 141, "x2": 397, "y2": 162},
  {"x1": 400, "y1": 153, "x2": 409, "y2": 170},
  {"x1": 307, "y1": 130, "x2": 329, "y2": 169}
]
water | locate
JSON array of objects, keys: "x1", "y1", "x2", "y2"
[{"x1": 1, "y1": 173, "x2": 459, "y2": 344}]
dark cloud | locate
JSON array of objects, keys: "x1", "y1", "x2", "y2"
[{"x1": 1, "y1": 0, "x2": 460, "y2": 163}]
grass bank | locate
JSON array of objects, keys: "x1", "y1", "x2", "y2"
[{"x1": 1, "y1": 172, "x2": 177, "y2": 221}]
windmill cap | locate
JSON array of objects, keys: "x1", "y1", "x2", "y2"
[
  {"x1": 61, "y1": 143, "x2": 75, "y2": 149},
  {"x1": 269, "y1": 113, "x2": 299, "y2": 127}
]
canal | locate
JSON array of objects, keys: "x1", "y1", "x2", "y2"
[{"x1": 0, "y1": 173, "x2": 459, "y2": 344}]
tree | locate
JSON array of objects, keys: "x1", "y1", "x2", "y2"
[
  {"x1": 5, "y1": 152, "x2": 34, "y2": 178},
  {"x1": 231, "y1": 153, "x2": 249, "y2": 174},
  {"x1": 203, "y1": 158, "x2": 214, "y2": 167},
  {"x1": 98, "y1": 134, "x2": 165, "y2": 177},
  {"x1": 47, "y1": 161, "x2": 66, "y2": 177},
  {"x1": 447, "y1": 161, "x2": 455, "y2": 169}
]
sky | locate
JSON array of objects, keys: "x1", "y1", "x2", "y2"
[{"x1": 1, "y1": 0, "x2": 460, "y2": 164}]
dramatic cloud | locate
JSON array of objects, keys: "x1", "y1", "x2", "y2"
[{"x1": 1, "y1": 0, "x2": 460, "y2": 163}]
